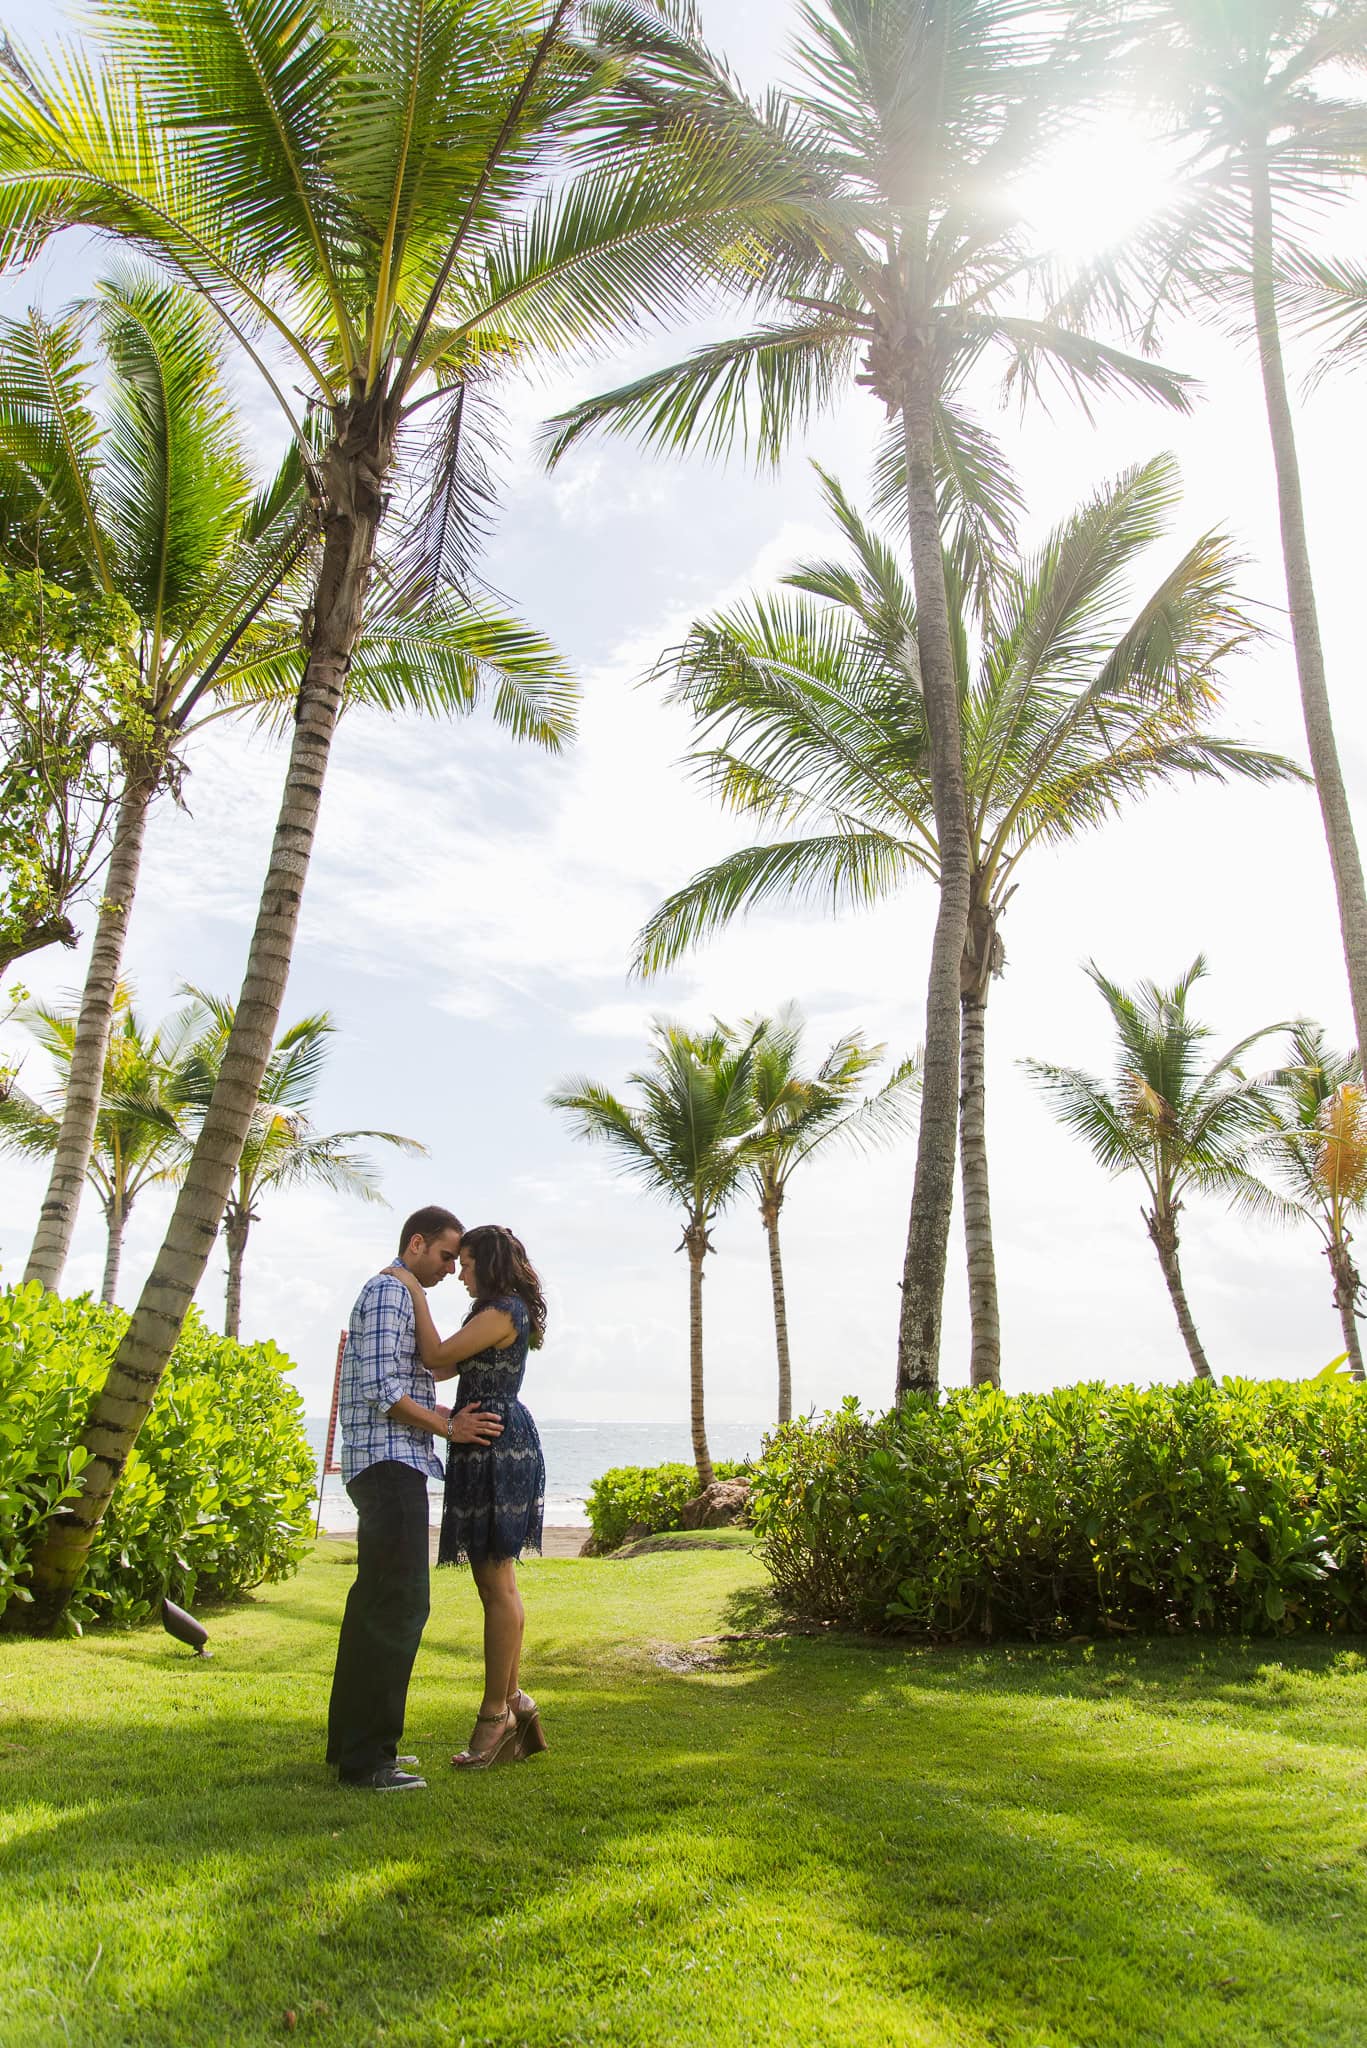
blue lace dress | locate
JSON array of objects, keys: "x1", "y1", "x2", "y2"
[{"x1": 437, "y1": 1293, "x2": 545, "y2": 1566}]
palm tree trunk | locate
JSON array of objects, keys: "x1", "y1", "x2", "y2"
[
  {"x1": 1326, "y1": 1234, "x2": 1365, "y2": 1382},
  {"x1": 960, "y1": 980, "x2": 1001, "y2": 1388},
  {"x1": 223, "y1": 1205, "x2": 250, "y2": 1342},
  {"x1": 894, "y1": 363, "x2": 973, "y2": 1401},
  {"x1": 20, "y1": 404, "x2": 391, "y2": 1627},
  {"x1": 100, "y1": 1191, "x2": 125, "y2": 1307},
  {"x1": 22, "y1": 771, "x2": 155, "y2": 1291},
  {"x1": 685, "y1": 1224, "x2": 714, "y2": 1489},
  {"x1": 1144, "y1": 1204, "x2": 1212, "y2": 1380},
  {"x1": 762, "y1": 1197, "x2": 793, "y2": 1425},
  {"x1": 1248, "y1": 149, "x2": 1367, "y2": 1064}
]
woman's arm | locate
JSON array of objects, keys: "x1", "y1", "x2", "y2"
[{"x1": 384, "y1": 1264, "x2": 515, "y2": 1375}]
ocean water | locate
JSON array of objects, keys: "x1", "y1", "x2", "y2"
[{"x1": 302, "y1": 1416, "x2": 769, "y2": 1533}]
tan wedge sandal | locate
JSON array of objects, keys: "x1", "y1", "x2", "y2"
[{"x1": 452, "y1": 1707, "x2": 519, "y2": 1770}]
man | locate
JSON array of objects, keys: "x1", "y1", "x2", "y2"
[{"x1": 325, "y1": 1204, "x2": 503, "y2": 1791}]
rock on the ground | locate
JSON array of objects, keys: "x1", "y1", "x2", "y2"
[
  {"x1": 680, "y1": 1478, "x2": 751, "y2": 1530},
  {"x1": 578, "y1": 1518, "x2": 652, "y2": 1558}
]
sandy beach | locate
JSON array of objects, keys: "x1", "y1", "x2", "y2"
[
  {"x1": 318, "y1": 1525, "x2": 587, "y2": 1559},
  {"x1": 430, "y1": 1524, "x2": 587, "y2": 1561}
]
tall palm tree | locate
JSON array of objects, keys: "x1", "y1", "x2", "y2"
[
  {"x1": 634, "y1": 459, "x2": 1299, "y2": 1383},
  {"x1": 1250, "y1": 1022, "x2": 1367, "y2": 1380},
  {"x1": 546, "y1": 0, "x2": 1192, "y2": 1398},
  {"x1": 550, "y1": 1022, "x2": 763, "y2": 1487},
  {"x1": 735, "y1": 1003, "x2": 919, "y2": 1424},
  {"x1": 1088, "y1": 0, "x2": 1367, "y2": 1068},
  {"x1": 0, "y1": 0, "x2": 786, "y2": 1618},
  {"x1": 0, "y1": 984, "x2": 196, "y2": 1303},
  {"x1": 0, "y1": 279, "x2": 287, "y2": 1294},
  {"x1": 0, "y1": 278, "x2": 563, "y2": 1298},
  {"x1": 1024, "y1": 958, "x2": 1284, "y2": 1379},
  {"x1": 177, "y1": 989, "x2": 424, "y2": 1340}
]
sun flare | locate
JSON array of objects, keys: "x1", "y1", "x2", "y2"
[{"x1": 1015, "y1": 122, "x2": 1177, "y2": 260}]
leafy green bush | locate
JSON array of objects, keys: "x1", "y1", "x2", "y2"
[
  {"x1": 585, "y1": 1459, "x2": 751, "y2": 1551},
  {"x1": 0, "y1": 1282, "x2": 315, "y2": 1630},
  {"x1": 750, "y1": 1382, "x2": 1367, "y2": 1639}
]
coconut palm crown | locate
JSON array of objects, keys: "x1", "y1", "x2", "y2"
[
  {"x1": 549, "y1": 1020, "x2": 764, "y2": 1487},
  {"x1": 1249, "y1": 1021, "x2": 1367, "y2": 1379},
  {"x1": 0, "y1": 983, "x2": 198, "y2": 1304},
  {"x1": 733, "y1": 1002, "x2": 920, "y2": 1424},
  {"x1": 1024, "y1": 957, "x2": 1286, "y2": 1380},
  {"x1": 176, "y1": 989, "x2": 426, "y2": 1341},
  {"x1": 633, "y1": 456, "x2": 1302, "y2": 1383}
]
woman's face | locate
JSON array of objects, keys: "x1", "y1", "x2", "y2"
[{"x1": 458, "y1": 1245, "x2": 479, "y2": 1297}]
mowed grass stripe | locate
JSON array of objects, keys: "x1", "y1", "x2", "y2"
[{"x1": 0, "y1": 1538, "x2": 1364, "y2": 2047}]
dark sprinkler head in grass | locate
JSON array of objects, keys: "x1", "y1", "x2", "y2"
[
  {"x1": 458, "y1": 1224, "x2": 548, "y2": 1349},
  {"x1": 398, "y1": 1204, "x2": 463, "y2": 1288}
]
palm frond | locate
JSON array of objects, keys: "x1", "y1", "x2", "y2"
[
  {"x1": 542, "y1": 316, "x2": 861, "y2": 470},
  {"x1": 994, "y1": 315, "x2": 1196, "y2": 417},
  {"x1": 257, "y1": 1126, "x2": 425, "y2": 1199},
  {"x1": 632, "y1": 830, "x2": 923, "y2": 980},
  {"x1": 0, "y1": 1079, "x2": 59, "y2": 1158},
  {"x1": 0, "y1": 304, "x2": 113, "y2": 588},
  {"x1": 546, "y1": 1077, "x2": 685, "y2": 1200},
  {"x1": 97, "y1": 0, "x2": 361, "y2": 364},
  {"x1": 392, "y1": 375, "x2": 501, "y2": 598},
  {"x1": 1021, "y1": 1055, "x2": 1150, "y2": 1183},
  {"x1": 95, "y1": 268, "x2": 255, "y2": 648},
  {"x1": 346, "y1": 590, "x2": 576, "y2": 748}
]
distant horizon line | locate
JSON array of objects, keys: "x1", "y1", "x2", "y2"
[{"x1": 300, "y1": 1413, "x2": 778, "y2": 1430}]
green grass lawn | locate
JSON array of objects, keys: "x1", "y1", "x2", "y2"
[{"x1": 2, "y1": 1536, "x2": 1365, "y2": 2048}]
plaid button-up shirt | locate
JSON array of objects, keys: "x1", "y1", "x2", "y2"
[{"x1": 338, "y1": 1270, "x2": 445, "y2": 1485}]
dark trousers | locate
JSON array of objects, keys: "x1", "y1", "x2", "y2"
[{"x1": 326, "y1": 1460, "x2": 431, "y2": 1780}]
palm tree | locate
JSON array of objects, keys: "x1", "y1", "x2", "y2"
[
  {"x1": 0, "y1": 278, "x2": 563, "y2": 1298},
  {"x1": 735, "y1": 1004, "x2": 919, "y2": 1424},
  {"x1": 0, "y1": 0, "x2": 786, "y2": 1618},
  {"x1": 1088, "y1": 1, "x2": 1367, "y2": 1070},
  {"x1": 634, "y1": 459, "x2": 1299, "y2": 1383},
  {"x1": 546, "y1": 0, "x2": 1192, "y2": 1398},
  {"x1": 0, "y1": 984, "x2": 196, "y2": 1303},
  {"x1": 550, "y1": 1022, "x2": 763, "y2": 1487},
  {"x1": 1250, "y1": 1022, "x2": 1367, "y2": 1380},
  {"x1": 177, "y1": 989, "x2": 425, "y2": 1340},
  {"x1": 1024, "y1": 958, "x2": 1284, "y2": 1379}
]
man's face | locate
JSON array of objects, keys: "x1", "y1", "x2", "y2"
[{"x1": 404, "y1": 1227, "x2": 462, "y2": 1289}]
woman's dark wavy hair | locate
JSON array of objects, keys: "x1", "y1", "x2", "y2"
[{"x1": 462, "y1": 1224, "x2": 547, "y2": 1349}]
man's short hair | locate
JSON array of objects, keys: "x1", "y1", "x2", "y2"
[{"x1": 398, "y1": 1205, "x2": 463, "y2": 1255}]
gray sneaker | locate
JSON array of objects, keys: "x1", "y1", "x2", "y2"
[{"x1": 343, "y1": 1764, "x2": 427, "y2": 1792}]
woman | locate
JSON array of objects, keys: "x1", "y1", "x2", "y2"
[{"x1": 389, "y1": 1224, "x2": 548, "y2": 1768}]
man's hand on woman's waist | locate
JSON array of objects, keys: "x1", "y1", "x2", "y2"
[{"x1": 384, "y1": 1393, "x2": 503, "y2": 1444}]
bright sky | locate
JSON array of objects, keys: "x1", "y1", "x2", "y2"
[{"x1": 1, "y1": 1, "x2": 1365, "y2": 1427}]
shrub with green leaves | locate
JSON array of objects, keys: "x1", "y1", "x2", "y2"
[
  {"x1": 585, "y1": 1460, "x2": 750, "y2": 1551},
  {"x1": 0, "y1": 1283, "x2": 315, "y2": 1631},
  {"x1": 750, "y1": 1382, "x2": 1367, "y2": 1639}
]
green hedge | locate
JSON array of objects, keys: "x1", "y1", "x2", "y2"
[
  {"x1": 0, "y1": 1283, "x2": 316, "y2": 1631},
  {"x1": 749, "y1": 1381, "x2": 1367, "y2": 1639},
  {"x1": 585, "y1": 1459, "x2": 750, "y2": 1551}
]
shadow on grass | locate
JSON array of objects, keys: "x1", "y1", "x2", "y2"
[{"x1": 2, "y1": 1555, "x2": 1366, "y2": 2048}]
